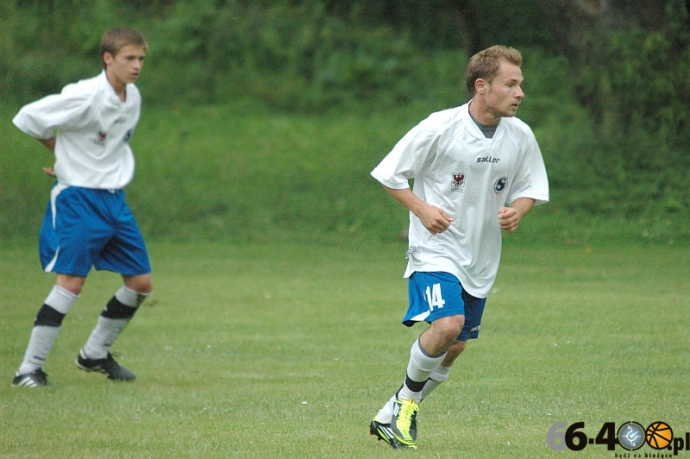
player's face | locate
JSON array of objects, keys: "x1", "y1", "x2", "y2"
[
  {"x1": 484, "y1": 60, "x2": 524, "y2": 118},
  {"x1": 104, "y1": 44, "x2": 146, "y2": 88}
]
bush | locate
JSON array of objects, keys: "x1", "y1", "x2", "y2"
[
  {"x1": 1, "y1": 0, "x2": 688, "y2": 243},
  {"x1": 141, "y1": 0, "x2": 431, "y2": 110},
  {"x1": 565, "y1": 1, "x2": 690, "y2": 218},
  {"x1": 0, "y1": 0, "x2": 434, "y2": 111}
]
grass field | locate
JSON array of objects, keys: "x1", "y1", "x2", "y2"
[
  {"x1": 4, "y1": 99, "x2": 687, "y2": 247},
  {"x1": 1, "y1": 238, "x2": 689, "y2": 458}
]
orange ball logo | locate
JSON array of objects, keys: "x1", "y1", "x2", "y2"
[{"x1": 646, "y1": 422, "x2": 673, "y2": 450}]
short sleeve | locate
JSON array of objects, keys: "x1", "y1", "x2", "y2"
[{"x1": 12, "y1": 81, "x2": 95, "y2": 139}]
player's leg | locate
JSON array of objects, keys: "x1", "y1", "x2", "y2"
[
  {"x1": 399, "y1": 315, "x2": 463, "y2": 400},
  {"x1": 79, "y1": 274, "x2": 152, "y2": 361},
  {"x1": 13, "y1": 186, "x2": 94, "y2": 388},
  {"x1": 415, "y1": 289, "x2": 485, "y2": 403},
  {"x1": 13, "y1": 276, "x2": 86, "y2": 387},
  {"x1": 385, "y1": 272, "x2": 466, "y2": 448},
  {"x1": 372, "y1": 275, "x2": 486, "y2": 448},
  {"x1": 419, "y1": 339, "x2": 465, "y2": 399},
  {"x1": 418, "y1": 291, "x2": 486, "y2": 400},
  {"x1": 373, "y1": 313, "x2": 479, "y2": 425},
  {"x1": 374, "y1": 339, "x2": 465, "y2": 424},
  {"x1": 77, "y1": 192, "x2": 152, "y2": 381},
  {"x1": 388, "y1": 315, "x2": 463, "y2": 447}
]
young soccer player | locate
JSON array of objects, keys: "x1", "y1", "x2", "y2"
[
  {"x1": 368, "y1": 45, "x2": 549, "y2": 448},
  {"x1": 11, "y1": 27, "x2": 153, "y2": 387}
]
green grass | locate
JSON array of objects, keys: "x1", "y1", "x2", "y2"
[{"x1": 1, "y1": 238, "x2": 689, "y2": 458}]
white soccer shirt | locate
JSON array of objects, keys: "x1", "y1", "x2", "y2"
[
  {"x1": 371, "y1": 102, "x2": 549, "y2": 297},
  {"x1": 13, "y1": 71, "x2": 141, "y2": 190}
]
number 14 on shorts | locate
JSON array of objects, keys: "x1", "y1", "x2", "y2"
[{"x1": 425, "y1": 283, "x2": 446, "y2": 311}]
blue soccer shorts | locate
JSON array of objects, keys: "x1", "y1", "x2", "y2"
[
  {"x1": 39, "y1": 184, "x2": 151, "y2": 277},
  {"x1": 403, "y1": 271, "x2": 487, "y2": 341}
]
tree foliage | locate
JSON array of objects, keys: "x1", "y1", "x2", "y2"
[{"x1": 0, "y1": 0, "x2": 688, "y2": 232}]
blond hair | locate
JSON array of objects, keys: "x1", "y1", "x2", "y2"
[{"x1": 465, "y1": 45, "x2": 522, "y2": 95}]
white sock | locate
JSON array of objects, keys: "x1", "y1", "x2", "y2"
[
  {"x1": 115, "y1": 285, "x2": 150, "y2": 308},
  {"x1": 375, "y1": 395, "x2": 398, "y2": 424},
  {"x1": 81, "y1": 316, "x2": 129, "y2": 359},
  {"x1": 81, "y1": 287, "x2": 150, "y2": 360},
  {"x1": 18, "y1": 326, "x2": 61, "y2": 374},
  {"x1": 421, "y1": 365, "x2": 451, "y2": 400},
  {"x1": 18, "y1": 286, "x2": 78, "y2": 374},
  {"x1": 45, "y1": 286, "x2": 79, "y2": 314},
  {"x1": 397, "y1": 338, "x2": 447, "y2": 402},
  {"x1": 375, "y1": 365, "x2": 452, "y2": 423}
]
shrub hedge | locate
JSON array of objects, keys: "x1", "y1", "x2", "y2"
[{"x1": 1, "y1": 0, "x2": 688, "y2": 242}]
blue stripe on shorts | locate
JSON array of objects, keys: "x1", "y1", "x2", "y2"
[
  {"x1": 403, "y1": 271, "x2": 487, "y2": 340},
  {"x1": 39, "y1": 184, "x2": 151, "y2": 277}
]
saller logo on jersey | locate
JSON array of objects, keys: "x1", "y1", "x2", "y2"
[{"x1": 451, "y1": 173, "x2": 466, "y2": 192}]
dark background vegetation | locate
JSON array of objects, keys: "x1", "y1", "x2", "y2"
[{"x1": 1, "y1": 0, "x2": 689, "y2": 243}]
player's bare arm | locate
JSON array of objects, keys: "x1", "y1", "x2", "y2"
[
  {"x1": 498, "y1": 197, "x2": 535, "y2": 233},
  {"x1": 383, "y1": 186, "x2": 454, "y2": 235},
  {"x1": 37, "y1": 137, "x2": 57, "y2": 177},
  {"x1": 38, "y1": 137, "x2": 55, "y2": 152}
]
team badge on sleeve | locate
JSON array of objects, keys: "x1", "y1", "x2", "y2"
[{"x1": 494, "y1": 176, "x2": 508, "y2": 193}]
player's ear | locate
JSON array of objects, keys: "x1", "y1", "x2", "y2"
[
  {"x1": 103, "y1": 51, "x2": 115, "y2": 67},
  {"x1": 475, "y1": 78, "x2": 486, "y2": 95}
]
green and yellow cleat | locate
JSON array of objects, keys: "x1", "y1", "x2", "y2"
[{"x1": 390, "y1": 399, "x2": 419, "y2": 449}]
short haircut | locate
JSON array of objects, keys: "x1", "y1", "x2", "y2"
[
  {"x1": 465, "y1": 45, "x2": 522, "y2": 96},
  {"x1": 100, "y1": 27, "x2": 148, "y2": 69}
]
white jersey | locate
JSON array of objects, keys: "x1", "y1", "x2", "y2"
[
  {"x1": 371, "y1": 103, "x2": 549, "y2": 297},
  {"x1": 13, "y1": 71, "x2": 141, "y2": 190}
]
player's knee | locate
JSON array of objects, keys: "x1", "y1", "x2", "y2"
[
  {"x1": 448, "y1": 340, "x2": 466, "y2": 357},
  {"x1": 124, "y1": 275, "x2": 153, "y2": 295},
  {"x1": 56, "y1": 275, "x2": 86, "y2": 295},
  {"x1": 137, "y1": 280, "x2": 153, "y2": 295},
  {"x1": 433, "y1": 315, "x2": 465, "y2": 343}
]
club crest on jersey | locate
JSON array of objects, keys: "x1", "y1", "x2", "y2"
[
  {"x1": 494, "y1": 177, "x2": 508, "y2": 193},
  {"x1": 451, "y1": 173, "x2": 466, "y2": 192},
  {"x1": 97, "y1": 131, "x2": 108, "y2": 143}
]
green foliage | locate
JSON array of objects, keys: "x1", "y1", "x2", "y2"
[
  {"x1": 323, "y1": 0, "x2": 551, "y2": 51},
  {"x1": 143, "y1": 0, "x2": 433, "y2": 110},
  {"x1": 1, "y1": 0, "x2": 689, "y2": 240},
  {"x1": 1, "y1": 0, "x2": 434, "y2": 110},
  {"x1": 568, "y1": 0, "x2": 690, "y2": 218},
  {"x1": 0, "y1": 1, "x2": 132, "y2": 100}
]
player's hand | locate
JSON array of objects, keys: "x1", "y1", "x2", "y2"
[
  {"x1": 498, "y1": 206, "x2": 521, "y2": 233},
  {"x1": 43, "y1": 167, "x2": 56, "y2": 177},
  {"x1": 419, "y1": 205, "x2": 454, "y2": 234}
]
